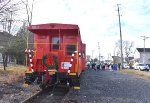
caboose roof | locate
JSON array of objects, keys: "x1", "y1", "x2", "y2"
[
  {"x1": 28, "y1": 23, "x2": 79, "y2": 31},
  {"x1": 28, "y1": 23, "x2": 82, "y2": 42}
]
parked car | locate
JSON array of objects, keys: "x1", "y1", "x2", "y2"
[
  {"x1": 123, "y1": 64, "x2": 130, "y2": 69},
  {"x1": 133, "y1": 63, "x2": 149, "y2": 71},
  {"x1": 146, "y1": 64, "x2": 150, "y2": 68}
]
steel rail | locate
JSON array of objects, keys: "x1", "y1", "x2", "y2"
[
  {"x1": 21, "y1": 90, "x2": 42, "y2": 103},
  {"x1": 21, "y1": 81, "x2": 66, "y2": 103}
]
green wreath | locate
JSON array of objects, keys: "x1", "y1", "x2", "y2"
[{"x1": 42, "y1": 54, "x2": 58, "y2": 69}]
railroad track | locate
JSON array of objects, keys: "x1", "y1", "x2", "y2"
[
  {"x1": 21, "y1": 85, "x2": 70, "y2": 103},
  {"x1": 21, "y1": 90, "x2": 43, "y2": 103}
]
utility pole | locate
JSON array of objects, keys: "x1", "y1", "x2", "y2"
[
  {"x1": 92, "y1": 50, "x2": 94, "y2": 63},
  {"x1": 98, "y1": 42, "x2": 100, "y2": 64},
  {"x1": 141, "y1": 36, "x2": 149, "y2": 64},
  {"x1": 117, "y1": 4, "x2": 123, "y2": 68},
  {"x1": 8, "y1": 11, "x2": 13, "y2": 34}
]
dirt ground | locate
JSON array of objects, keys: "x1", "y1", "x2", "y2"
[{"x1": 0, "y1": 64, "x2": 40, "y2": 103}]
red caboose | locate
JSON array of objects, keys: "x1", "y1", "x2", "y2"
[{"x1": 24, "y1": 23, "x2": 86, "y2": 89}]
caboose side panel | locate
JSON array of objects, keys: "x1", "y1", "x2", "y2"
[{"x1": 81, "y1": 43, "x2": 86, "y2": 71}]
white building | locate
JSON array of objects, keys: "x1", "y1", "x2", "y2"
[{"x1": 136, "y1": 48, "x2": 150, "y2": 64}]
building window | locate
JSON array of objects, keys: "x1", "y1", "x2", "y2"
[
  {"x1": 66, "y1": 45, "x2": 76, "y2": 55},
  {"x1": 52, "y1": 37, "x2": 59, "y2": 50}
]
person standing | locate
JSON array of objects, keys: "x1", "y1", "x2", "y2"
[
  {"x1": 102, "y1": 64, "x2": 105, "y2": 70},
  {"x1": 118, "y1": 63, "x2": 121, "y2": 70},
  {"x1": 92, "y1": 63, "x2": 96, "y2": 70},
  {"x1": 109, "y1": 64, "x2": 113, "y2": 71},
  {"x1": 97, "y1": 64, "x2": 100, "y2": 70},
  {"x1": 87, "y1": 63, "x2": 90, "y2": 69},
  {"x1": 111, "y1": 64, "x2": 113, "y2": 70},
  {"x1": 94, "y1": 63, "x2": 96, "y2": 71}
]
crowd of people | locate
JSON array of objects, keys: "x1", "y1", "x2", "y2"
[{"x1": 87, "y1": 63, "x2": 121, "y2": 71}]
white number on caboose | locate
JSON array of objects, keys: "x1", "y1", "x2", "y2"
[{"x1": 61, "y1": 62, "x2": 70, "y2": 69}]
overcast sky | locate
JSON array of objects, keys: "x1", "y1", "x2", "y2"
[{"x1": 29, "y1": 0, "x2": 150, "y2": 59}]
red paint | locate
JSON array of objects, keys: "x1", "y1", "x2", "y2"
[{"x1": 27, "y1": 23, "x2": 86, "y2": 76}]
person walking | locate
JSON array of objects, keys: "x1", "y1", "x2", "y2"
[
  {"x1": 113, "y1": 63, "x2": 117, "y2": 74},
  {"x1": 105, "y1": 63, "x2": 108, "y2": 71}
]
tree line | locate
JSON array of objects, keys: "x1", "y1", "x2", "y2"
[
  {"x1": 86, "y1": 40, "x2": 134, "y2": 64},
  {"x1": 0, "y1": 0, "x2": 35, "y2": 70}
]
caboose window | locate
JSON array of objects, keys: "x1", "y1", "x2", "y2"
[
  {"x1": 66, "y1": 45, "x2": 76, "y2": 55},
  {"x1": 52, "y1": 37, "x2": 59, "y2": 50}
]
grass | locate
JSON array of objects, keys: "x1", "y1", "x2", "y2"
[
  {"x1": 119, "y1": 69, "x2": 150, "y2": 79},
  {"x1": 0, "y1": 64, "x2": 27, "y2": 83}
]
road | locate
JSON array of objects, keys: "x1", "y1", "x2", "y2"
[{"x1": 63, "y1": 69, "x2": 150, "y2": 103}]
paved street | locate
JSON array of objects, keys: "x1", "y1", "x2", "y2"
[{"x1": 64, "y1": 69, "x2": 150, "y2": 103}]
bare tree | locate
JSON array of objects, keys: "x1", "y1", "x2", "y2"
[
  {"x1": 0, "y1": 0, "x2": 23, "y2": 33},
  {"x1": 0, "y1": 0, "x2": 35, "y2": 69},
  {"x1": 124, "y1": 41, "x2": 134, "y2": 63},
  {"x1": 21, "y1": 0, "x2": 35, "y2": 66},
  {"x1": 2, "y1": 48, "x2": 8, "y2": 70},
  {"x1": 115, "y1": 41, "x2": 122, "y2": 56},
  {"x1": 115, "y1": 40, "x2": 134, "y2": 63},
  {"x1": 20, "y1": 0, "x2": 35, "y2": 48},
  {"x1": 107, "y1": 53, "x2": 112, "y2": 60},
  {"x1": 86, "y1": 55, "x2": 91, "y2": 62},
  {"x1": 0, "y1": 0, "x2": 23, "y2": 70}
]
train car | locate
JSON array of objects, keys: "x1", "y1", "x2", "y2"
[{"x1": 24, "y1": 23, "x2": 86, "y2": 90}]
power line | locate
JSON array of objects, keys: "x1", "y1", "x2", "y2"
[
  {"x1": 98, "y1": 42, "x2": 100, "y2": 64},
  {"x1": 92, "y1": 50, "x2": 94, "y2": 63}
]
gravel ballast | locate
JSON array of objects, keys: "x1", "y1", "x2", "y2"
[
  {"x1": 63, "y1": 69, "x2": 150, "y2": 103},
  {"x1": 1, "y1": 67, "x2": 150, "y2": 103}
]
